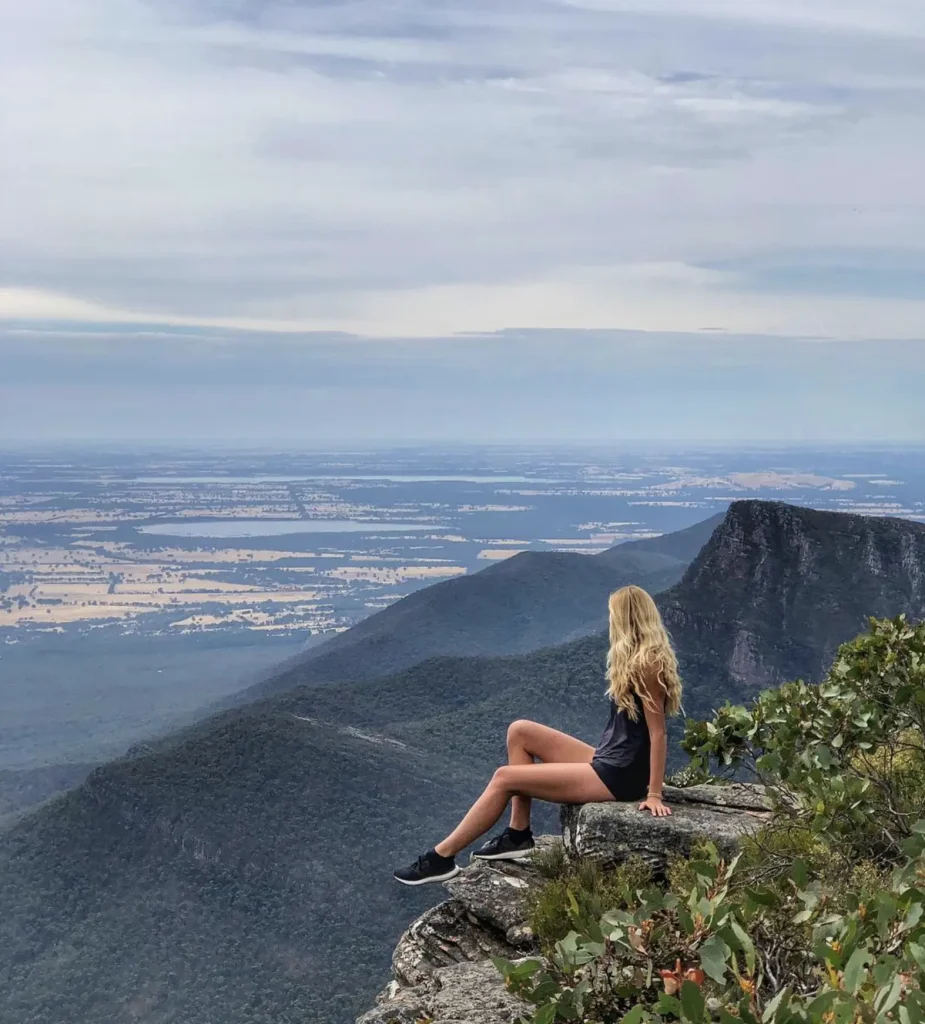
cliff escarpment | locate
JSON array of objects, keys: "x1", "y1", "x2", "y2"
[
  {"x1": 661, "y1": 500, "x2": 925, "y2": 695},
  {"x1": 358, "y1": 784, "x2": 770, "y2": 1024}
]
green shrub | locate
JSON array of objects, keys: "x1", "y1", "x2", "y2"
[
  {"x1": 682, "y1": 616, "x2": 925, "y2": 861},
  {"x1": 497, "y1": 829, "x2": 925, "y2": 1024},
  {"x1": 528, "y1": 854, "x2": 653, "y2": 952},
  {"x1": 665, "y1": 763, "x2": 712, "y2": 789},
  {"x1": 531, "y1": 841, "x2": 570, "y2": 881},
  {"x1": 665, "y1": 839, "x2": 730, "y2": 895}
]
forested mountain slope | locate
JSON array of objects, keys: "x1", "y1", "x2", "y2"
[{"x1": 3, "y1": 501, "x2": 923, "y2": 1024}]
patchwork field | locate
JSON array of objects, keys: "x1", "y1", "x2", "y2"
[{"x1": 3, "y1": 446, "x2": 923, "y2": 641}]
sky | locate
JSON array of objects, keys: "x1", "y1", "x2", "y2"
[{"x1": 1, "y1": 0, "x2": 924, "y2": 442}]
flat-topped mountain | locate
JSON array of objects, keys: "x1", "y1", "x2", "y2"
[
  {"x1": 661, "y1": 500, "x2": 925, "y2": 695},
  {"x1": 2, "y1": 501, "x2": 923, "y2": 1024}
]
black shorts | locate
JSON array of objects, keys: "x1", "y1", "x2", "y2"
[{"x1": 590, "y1": 759, "x2": 648, "y2": 802}]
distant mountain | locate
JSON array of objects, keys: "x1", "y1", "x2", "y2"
[
  {"x1": 3, "y1": 501, "x2": 923, "y2": 1024},
  {"x1": 277, "y1": 500, "x2": 925, "y2": 759},
  {"x1": 660, "y1": 500, "x2": 925, "y2": 697},
  {"x1": 244, "y1": 515, "x2": 718, "y2": 701},
  {"x1": 595, "y1": 511, "x2": 724, "y2": 567}
]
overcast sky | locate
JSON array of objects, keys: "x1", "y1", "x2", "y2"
[{"x1": 1, "y1": 0, "x2": 924, "y2": 442}]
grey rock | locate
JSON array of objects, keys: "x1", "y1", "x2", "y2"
[
  {"x1": 356, "y1": 988, "x2": 426, "y2": 1024},
  {"x1": 446, "y1": 836, "x2": 558, "y2": 947},
  {"x1": 358, "y1": 848, "x2": 558, "y2": 1023},
  {"x1": 357, "y1": 960, "x2": 527, "y2": 1024},
  {"x1": 666, "y1": 782, "x2": 770, "y2": 811},
  {"x1": 427, "y1": 959, "x2": 528, "y2": 1024},
  {"x1": 561, "y1": 783, "x2": 770, "y2": 871},
  {"x1": 392, "y1": 900, "x2": 515, "y2": 988}
]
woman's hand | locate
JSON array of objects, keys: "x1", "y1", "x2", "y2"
[{"x1": 638, "y1": 795, "x2": 671, "y2": 817}]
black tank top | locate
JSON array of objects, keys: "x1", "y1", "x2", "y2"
[{"x1": 593, "y1": 692, "x2": 650, "y2": 772}]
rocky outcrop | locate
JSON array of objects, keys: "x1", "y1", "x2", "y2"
[
  {"x1": 561, "y1": 783, "x2": 771, "y2": 871},
  {"x1": 444, "y1": 856, "x2": 548, "y2": 949},
  {"x1": 359, "y1": 843, "x2": 554, "y2": 1024},
  {"x1": 391, "y1": 900, "x2": 515, "y2": 989},
  {"x1": 358, "y1": 785, "x2": 769, "y2": 1024},
  {"x1": 357, "y1": 959, "x2": 527, "y2": 1024}
]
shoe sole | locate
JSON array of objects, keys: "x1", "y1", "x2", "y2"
[
  {"x1": 393, "y1": 865, "x2": 461, "y2": 886},
  {"x1": 471, "y1": 847, "x2": 535, "y2": 861}
]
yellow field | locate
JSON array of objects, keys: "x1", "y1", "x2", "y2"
[
  {"x1": 0, "y1": 535, "x2": 464, "y2": 630},
  {"x1": 324, "y1": 564, "x2": 466, "y2": 582},
  {"x1": 69, "y1": 541, "x2": 342, "y2": 563}
]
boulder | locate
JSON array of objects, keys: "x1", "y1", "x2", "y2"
[
  {"x1": 561, "y1": 782, "x2": 771, "y2": 871},
  {"x1": 356, "y1": 990, "x2": 426, "y2": 1024},
  {"x1": 356, "y1": 842, "x2": 557, "y2": 1024},
  {"x1": 427, "y1": 959, "x2": 528, "y2": 1023}
]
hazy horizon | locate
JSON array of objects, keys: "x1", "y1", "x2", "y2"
[{"x1": 2, "y1": 1, "x2": 924, "y2": 444}]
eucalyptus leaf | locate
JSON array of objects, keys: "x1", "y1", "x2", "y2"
[
  {"x1": 680, "y1": 980, "x2": 706, "y2": 1022},
  {"x1": 843, "y1": 947, "x2": 870, "y2": 994},
  {"x1": 699, "y1": 934, "x2": 729, "y2": 983}
]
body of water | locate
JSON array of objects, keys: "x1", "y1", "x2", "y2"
[
  {"x1": 136, "y1": 519, "x2": 439, "y2": 538},
  {"x1": 131, "y1": 474, "x2": 553, "y2": 484}
]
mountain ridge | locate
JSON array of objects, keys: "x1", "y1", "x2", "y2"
[
  {"x1": 240, "y1": 514, "x2": 721, "y2": 701},
  {"x1": 661, "y1": 500, "x2": 925, "y2": 694}
]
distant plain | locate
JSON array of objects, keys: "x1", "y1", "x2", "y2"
[{"x1": 2, "y1": 443, "x2": 924, "y2": 779}]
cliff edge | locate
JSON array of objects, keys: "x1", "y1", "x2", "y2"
[{"x1": 358, "y1": 784, "x2": 769, "y2": 1024}]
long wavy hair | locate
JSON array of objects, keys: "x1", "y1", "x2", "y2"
[{"x1": 605, "y1": 585, "x2": 682, "y2": 720}]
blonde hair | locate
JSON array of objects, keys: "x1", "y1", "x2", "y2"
[{"x1": 605, "y1": 585, "x2": 682, "y2": 720}]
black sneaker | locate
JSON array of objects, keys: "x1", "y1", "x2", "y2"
[
  {"x1": 472, "y1": 828, "x2": 535, "y2": 861},
  {"x1": 393, "y1": 849, "x2": 461, "y2": 886}
]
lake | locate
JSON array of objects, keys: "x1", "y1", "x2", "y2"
[
  {"x1": 135, "y1": 519, "x2": 439, "y2": 538},
  {"x1": 132, "y1": 475, "x2": 552, "y2": 484}
]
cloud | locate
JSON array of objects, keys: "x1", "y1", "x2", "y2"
[
  {"x1": 559, "y1": 0, "x2": 925, "y2": 37},
  {"x1": 0, "y1": 0, "x2": 923, "y2": 338}
]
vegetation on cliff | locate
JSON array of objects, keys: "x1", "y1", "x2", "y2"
[{"x1": 496, "y1": 617, "x2": 925, "y2": 1024}]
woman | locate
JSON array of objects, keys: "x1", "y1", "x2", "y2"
[{"x1": 394, "y1": 584, "x2": 683, "y2": 885}]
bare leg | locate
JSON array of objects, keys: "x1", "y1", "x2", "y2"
[
  {"x1": 435, "y1": 762, "x2": 612, "y2": 858},
  {"x1": 505, "y1": 720, "x2": 595, "y2": 830}
]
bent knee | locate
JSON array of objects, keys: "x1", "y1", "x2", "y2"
[
  {"x1": 491, "y1": 765, "x2": 518, "y2": 790},
  {"x1": 506, "y1": 719, "x2": 536, "y2": 746}
]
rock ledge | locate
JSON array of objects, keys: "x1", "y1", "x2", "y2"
[
  {"x1": 358, "y1": 785, "x2": 770, "y2": 1023},
  {"x1": 561, "y1": 782, "x2": 770, "y2": 870}
]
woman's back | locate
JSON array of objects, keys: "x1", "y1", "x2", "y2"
[{"x1": 594, "y1": 691, "x2": 650, "y2": 770}]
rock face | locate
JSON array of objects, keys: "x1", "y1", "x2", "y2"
[
  {"x1": 357, "y1": 959, "x2": 527, "y2": 1024},
  {"x1": 390, "y1": 900, "x2": 515, "y2": 990},
  {"x1": 660, "y1": 500, "x2": 925, "y2": 695},
  {"x1": 358, "y1": 786, "x2": 768, "y2": 1023},
  {"x1": 359, "y1": 843, "x2": 555, "y2": 1024},
  {"x1": 561, "y1": 783, "x2": 771, "y2": 871}
]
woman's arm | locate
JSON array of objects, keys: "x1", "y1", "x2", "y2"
[{"x1": 639, "y1": 668, "x2": 672, "y2": 817}]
